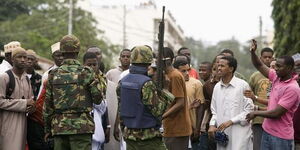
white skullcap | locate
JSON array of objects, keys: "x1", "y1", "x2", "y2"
[
  {"x1": 292, "y1": 53, "x2": 300, "y2": 62},
  {"x1": 51, "y1": 42, "x2": 60, "y2": 53},
  {"x1": 4, "y1": 41, "x2": 21, "y2": 53}
]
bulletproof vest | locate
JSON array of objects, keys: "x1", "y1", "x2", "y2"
[
  {"x1": 49, "y1": 66, "x2": 92, "y2": 114},
  {"x1": 120, "y1": 65, "x2": 160, "y2": 129}
]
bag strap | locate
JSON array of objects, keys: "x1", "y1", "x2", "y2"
[{"x1": 5, "y1": 69, "x2": 15, "y2": 99}]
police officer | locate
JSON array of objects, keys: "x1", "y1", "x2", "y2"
[
  {"x1": 43, "y1": 35, "x2": 103, "y2": 150},
  {"x1": 117, "y1": 45, "x2": 174, "y2": 150}
]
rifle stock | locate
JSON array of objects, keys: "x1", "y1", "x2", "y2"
[{"x1": 156, "y1": 6, "x2": 165, "y2": 92}]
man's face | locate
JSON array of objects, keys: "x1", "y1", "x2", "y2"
[
  {"x1": 52, "y1": 51, "x2": 63, "y2": 66},
  {"x1": 274, "y1": 58, "x2": 292, "y2": 78},
  {"x1": 212, "y1": 63, "x2": 220, "y2": 77},
  {"x1": 270, "y1": 60, "x2": 276, "y2": 69},
  {"x1": 84, "y1": 58, "x2": 99, "y2": 73},
  {"x1": 119, "y1": 51, "x2": 131, "y2": 67},
  {"x1": 199, "y1": 64, "x2": 211, "y2": 81},
  {"x1": 26, "y1": 55, "x2": 37, "y2": 69},
  {"x1": 217, "y1": 59, "x2": 233, "y2": 77},
  {"x1": 178, "y1": 64, "x2": 190, "y2": 81},
  {"x1": 260, "y1": 52, "x2": 273, "y2": 67},
  {"x1": 215, "y1": 55, "x2": 224, "y2": 64},
  {"x1": 13, "y1": 52, "x2": 27, "y2": 69},
  {"x1": 179, "y1": 49, "x2": 191, "y2": 58}
]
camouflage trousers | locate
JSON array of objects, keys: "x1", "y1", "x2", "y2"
[
  {"x1": 125, "y1": 137, "x2": 167, "y2": 150},
  {"x1": 54, "y1": 134, "x2": 92, "y2": 150}
]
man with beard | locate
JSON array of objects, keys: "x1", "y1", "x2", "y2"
[
  {"x1": 0, "y1": 47, "x2": 35, "y2": 150},
  {"x1": 208, "y1": 56, "x2": 253, "y2": 150}
]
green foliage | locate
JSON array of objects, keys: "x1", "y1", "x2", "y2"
[
  {"x1": 185, "y1": 37, "x2": 256, "y2": 79},
  {"x1": 0, "y1": 0, "x2": 119, "y2": 71},
  {"x1": 272, "y1": 0, "x2": 300, "y2": 56}
]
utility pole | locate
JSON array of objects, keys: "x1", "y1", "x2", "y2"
[
  {"x1": 259, "y1": 16, "x2": 263, "y2": 52},
  {"x1": 123, "y1": 5, "x2": 127, "y2": 49},
  {"x1": 68, "y1": 0, "x2": 73, "y2": 35}
]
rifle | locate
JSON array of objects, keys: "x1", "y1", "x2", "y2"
[{"x1": 156, "y1": 6, "x2": 165, "y2": 93}]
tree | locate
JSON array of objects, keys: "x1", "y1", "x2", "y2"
[
  {"x1": 272, "y1": 0, "x2": 300, "y2": 56},
  {"x1": 0, "y1": 0, "x2": 119, "y2": 70},
  {"x1": 184, "y1": 37, "x2": 256, "y2": 79}
]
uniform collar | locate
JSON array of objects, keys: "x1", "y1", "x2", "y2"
[
  {"x1": 129, "y1": 65, "x2": 148, "y2": 75},
  {"x1": 62, "y1": 59, "x2": 81, "y2": 66}
]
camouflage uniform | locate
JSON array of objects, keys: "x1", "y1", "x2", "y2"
[
  {"x1": 95, "y1": 71, "x2": 106, "y2": 99},
  {"x1": 116, "y1": 46, "x2": 175, "y2": 150},
  {"x1": 43, "y1": 35, "x2": 103, "y2": 150}
]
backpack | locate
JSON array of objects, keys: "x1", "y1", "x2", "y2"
[{"x1": 5, "y1": 69, "x2": 30, "y2": 99}]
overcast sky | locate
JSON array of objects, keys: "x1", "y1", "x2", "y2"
[
  {"x1": 91, "y1": 0, "x2": 274, "y2": 44},
  {"x1": 156, "y1": 0, "x2": 274, "y2": 44}
]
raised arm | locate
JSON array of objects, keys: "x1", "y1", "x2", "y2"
[{"x1": 250, "y1": 39, "x2": 270, "y2": 78}]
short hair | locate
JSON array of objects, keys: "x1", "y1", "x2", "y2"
[
  {"x1": 88, "y1": 45, "x2": 99, "y2": 49},
  {"x1": 260, "y1": 47, "x2": 274, "y2": 56},
  {"x1": 220, "y1": 56, "x2": 238, "y2": 73},
  {"x1": 278, "y1": 55, "x2": 294, "y2": 68},
  {"x1": 87, "y1": 46, "x2": 102, "y2": 52},
  {"x1": 120, "y1": 49, "x2": 131, "y2": 56},
  {"x1": 83, "y1": 52, "x2": 98, "y2": 63},
  {"x1": 175, "y1": 54, "x2": 190, "y2": 64},
  {"x1": 220, "y1": 49, "x2": 234, "y2": 57},
  {"x1": 200, "y1": 61, "x2": 212, "y2": 70},
  {"x1": 163, "y1": 47, "x2": 174, "y2": 62},
  {"x1": 212, "y1": 54, "x2": 225, "y2": 64},
  {"x1": 173, "y1": 57, "x2": 189, "y2": 69},
  {"x1": 177, "y1": 47, "x2": 189, "y2": 55}
]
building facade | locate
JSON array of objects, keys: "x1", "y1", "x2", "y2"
[{"x1": 78, "y1": 0, "x2": 185, "y2": 51}]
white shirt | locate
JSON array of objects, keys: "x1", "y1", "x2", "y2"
[
  {"x1": 0, "y1": 60, "x2": 12, "y2": 74},
  {"x1": 92, "y1": 100, "x2": 107, "y2": 145},
  {"x1": 36, "y1": 65, "x2": 58, "y2": 98},
  {"x1": 119, "y1": 69, "x2": 129, "y2": 81},
  {"x1": 106, "y1": 67, "x2": 124, "y2": 84},
  {"x1": 210, "y1": 76, "x2": 254, "y2": 150}
]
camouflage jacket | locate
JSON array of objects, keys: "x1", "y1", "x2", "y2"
[
  {"x1": 117, "y1": 80, "x2": 175, "y2": 141},
  {"x1": 43, "y1": 59, "x2": 102, "y2": 135},
  {"x1": 95, "y1": 71, "x2": 107, "y2": 99}
]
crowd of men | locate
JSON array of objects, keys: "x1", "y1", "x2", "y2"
[{"x1": 0, "y1": 35, "x2": 299, "y2": 150}]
